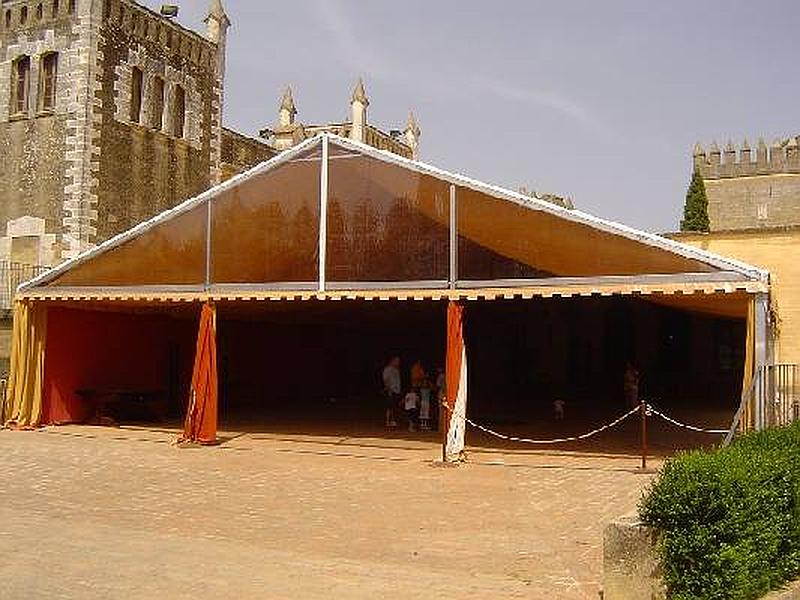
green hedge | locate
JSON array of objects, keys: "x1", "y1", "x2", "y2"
[{"x1": 639, "y1": 421, "x2": 800, "y2": 599}]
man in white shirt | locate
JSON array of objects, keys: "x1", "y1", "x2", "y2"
[{"x1": 382, "y1": 356, "x2": 401, "y2": 428}]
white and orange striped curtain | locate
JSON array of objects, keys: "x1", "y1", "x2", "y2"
[{"x1": 444, "y1": 301, "x2": 467, "y2": 461}]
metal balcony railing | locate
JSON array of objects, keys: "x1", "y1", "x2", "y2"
[
  {"x1": 762, "y1": 363, "x2": 799, "y2": 428},
  {"x1": 0, "y1": 261, "x2": 49, "y2": 310}
]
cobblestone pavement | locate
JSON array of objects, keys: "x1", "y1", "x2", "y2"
[{"x1": 0, "y1": 425, "x2": 660, "y2": 599}]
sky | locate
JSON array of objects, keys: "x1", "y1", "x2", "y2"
[{"x1": 144, "y1": 0, "x2": 800, "y2": 233}]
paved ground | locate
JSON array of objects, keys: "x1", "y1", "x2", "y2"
[{"x1": 0, "y1": 424, "x2": 662, "y2": 599}]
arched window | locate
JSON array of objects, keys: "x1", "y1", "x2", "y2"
[
  {"x1": 52, "y1": 0, "x2": 60, "y2": 18},
  {"x1": 20, "y1": 6, "x2": 28, "y2": 24},
  {"x1": 10, "y1": 56, "x2": 31, "y2": 115},
  {"x1": 129, "y1": 66, "x2": 143, "y2": 123},
  {"x1": 40, "y1": 52, "x2": 58, "y2": 111},
  {"x1": 36, "y1": 4, "x2": 43, "y2": 20},
  {"x1": 4, "y1": 10, "x2": 11, "y2": 28},
  {"x1": 68, "y1": 0, "x2": 75, "y2": 15},
  {"x1": 151, "y1": 76, "x2": 165, "y2": 131},
  {"x1": 172, "y1": 85, "x2": 185, "y2": 138}
]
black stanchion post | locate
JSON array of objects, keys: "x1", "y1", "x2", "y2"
[{"x1": 640, "y1": 398, "x2": 647, "y2": 470}]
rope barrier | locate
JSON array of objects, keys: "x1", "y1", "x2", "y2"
[
  {"x1": 443, "y1": 402, "x2": 640, "y2": 445},
  {"x1": 646, "y1": 404, "x2": 727, "y2": 435},
  {"x1": 441, "y1": 399, "x2": 728, "y2": 446}
]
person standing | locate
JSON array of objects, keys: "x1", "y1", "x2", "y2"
[
  {"x1": 624, "y1": 361, "x2": 640, "y2": 410},
  {"x1": 404, "y1": 388, "x2": 420, "y2": 433},
  {"x1": 435, "y1": 366, "x2": 446, "y2": 429},
  {"x1": 410, "y1": 360, "x2": 429, "y2": 430},
  {"x1": 382, "y1": 356, "x2": 401, "y2": 427},
  {"x1": 410, "y1": 359, "x2": 426, "y2": 390}
]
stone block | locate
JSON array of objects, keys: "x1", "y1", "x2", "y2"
[{"x1": 602, "y1": 515, "x2": 665, "y2": 600}]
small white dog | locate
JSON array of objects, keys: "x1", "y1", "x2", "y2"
[{"x1": 553, "y1": 399, "x2": 566, "y2": 420}]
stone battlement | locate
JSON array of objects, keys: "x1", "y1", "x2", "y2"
[
  {"x1": 694, "y1": 137, "x2": 800, "y2": 179},
  {"x1": 2, "y1": 0, "x2": 215, "y2": 67},
  {"x1": 104, "y1": 0, "x2": 216, "y2": 68},
  {"x1": 1, "y1": 0, "x2": 77, "y2": 35}
]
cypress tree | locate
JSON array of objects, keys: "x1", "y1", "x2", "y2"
[{"x1": 680, "y1": 169, "x2": 710, "y2": 232}]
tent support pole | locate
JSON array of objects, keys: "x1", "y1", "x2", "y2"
[
  {"x1": 318, "y1": 135, "x2": 329, "y2": 292},
  {"x1": 204, "y1": 198, "x2": 211, "y2": 290},
  {"x1": 449, "y1": 184, "x2": 456, "y2": 290}
]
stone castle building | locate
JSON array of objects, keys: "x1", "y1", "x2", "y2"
[
  {"x1": 676, "y1": 135, "x2": 800, "y2": 369},
  {"x1": 0, "y1": 0, "x2": 420, "y2": 275},
  {"x1": 693, "y1": 137, "x2": 800, "y2": 231}
]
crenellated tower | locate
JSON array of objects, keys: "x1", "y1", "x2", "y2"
[{"x1": 692, "y1": 134, "x2": 800, "y2": 230}]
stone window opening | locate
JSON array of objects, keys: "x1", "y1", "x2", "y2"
[
  {"x1": 152, "y1": 76, "x2": 165, "y2": 131},
  {"x1": 130, "y1": 66, "x2": 143, "y2": 123},
  {"x1": 52, "y1": 0, "x2": 59, "y2": 18},
  {"x1": 4, "y1": 10, "x2": 10, "y2": 28},
  {"x1": 39, "y1": 52, "x2": 58, "y2": 112},
  {"x1": 36, "y1": 3, "x2": 43, "y2": 20},
  {"x1": 10, "y1": 56, "x2": 31, "y2": 116},
  {"x1": 68, "y1": 0, "x2": 75, "y2": 15},
  {"x1": 20, "y1": 6, "x2": 28, "y2": 24},
  {"x1": 172, "y1": 84, "x2": 186, "y2": 138}
]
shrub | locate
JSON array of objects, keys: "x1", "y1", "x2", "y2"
[{"x1": 640, "y1": 421, "x2": 800, "y2": 599}]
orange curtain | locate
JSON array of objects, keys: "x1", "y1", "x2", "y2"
[
  {"x1": 444, "y1": 301, "x2": 466, "y2": 461},
  {"x1": 180, "y1": 302, "x2": 218, "y2": 444}
]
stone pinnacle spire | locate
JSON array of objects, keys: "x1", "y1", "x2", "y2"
[
  {"x1": 208, "y1": 0, "x2": 229, "y2": 22},
  {"x1": 205, "y1": 0, "x2": 230, "y2": 44},
  {"x1": 405, "y1": 111, "x2": 420, "y2": 138},
  {"x1": 351, "y1": 77, "x2": 369, "y2": 106},
  {"x1": 280, "y1": 86, "x2": 297, "y2": 117},
  {"x1": 349, "y1": 78, "x2": 369, "y2": 142},
  {"x1": 404, "y1": 110, "x2": 421, "y2": 159}
]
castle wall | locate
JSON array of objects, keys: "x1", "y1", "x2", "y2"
[
  {"x1": 670, "y1": 228, "x2": 800, "y2": 368},
  {"x1": 94, "y1": 0, "x2": 220, "y2": 241},
  {"x1": 0, "y1": 0, "x2": 83, "y2": 263},
  {"x1": 220, "y1": 127, "x2": 275, "y2": 181},
  {"x1": 0, "y1": 116, "x2": 67, "y2": 252},
  {"x1": 704, "y1": 175, "x2": 800, "y2": 232}
]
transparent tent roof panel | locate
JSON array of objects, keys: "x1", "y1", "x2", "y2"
[
  {"x1": 457, "y1": 187, "x2": 716, "y2": 279},
  {"x1": 326, "y1": 153, "x2": 450, "y2": 282},
  {"x1": 48, "y1": 200, "x2": 208, "y2": 287},
  {"x1": 211, "y1": 150, "x2": 320, "y2": 284},
  {"x1": 35, "y1": 136, "x2": 728, "y2": 292}
]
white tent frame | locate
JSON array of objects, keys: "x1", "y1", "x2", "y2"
[{"x1": 19, "y1": 133, "x2": 768, "y2": 296}]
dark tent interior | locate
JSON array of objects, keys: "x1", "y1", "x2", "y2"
[{"x1": 40, "y1": 291, "x2": 745, "y2": 451}]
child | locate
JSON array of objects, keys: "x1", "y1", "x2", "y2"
[
  {"x1": 553, "y1": 399, "x2": 565, "y2": 420},
  {"x1": 403, "y1": 389, "x2": 420, "y2": 432},
  {"x1": 419, "y1": 385, "x2": 431, "y2": 431}
]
